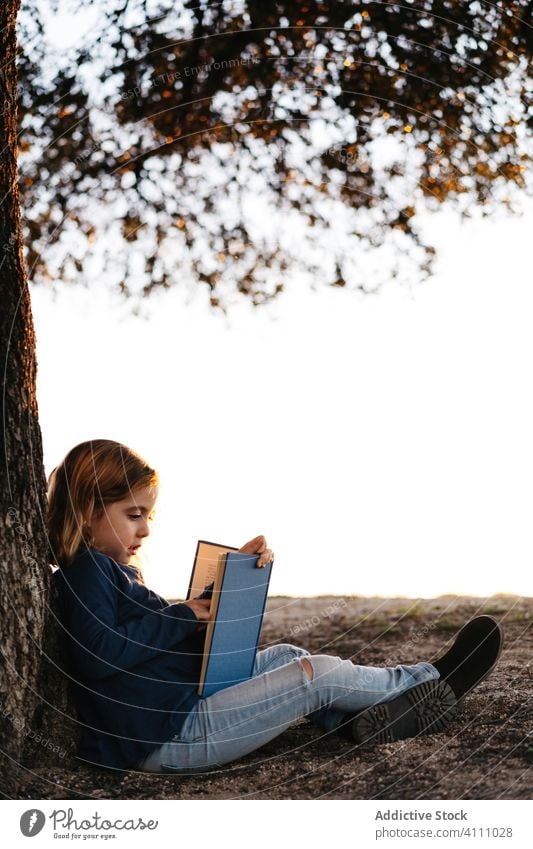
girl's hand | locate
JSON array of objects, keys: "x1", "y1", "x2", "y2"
[
  {"x1": 239, "y1": 535, "x2": 274, "y2": 568},
  {"x1": 182, "y1": 598, "x2": 211, "y2": 624}
]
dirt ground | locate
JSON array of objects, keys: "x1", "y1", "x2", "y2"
[{"x1": 14, "y1": 595, "x2": 533, "y2": 800}]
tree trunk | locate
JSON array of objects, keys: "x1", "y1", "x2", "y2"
[{"x1": 0, "y1": 0, "x2": 75, "y2": 798}]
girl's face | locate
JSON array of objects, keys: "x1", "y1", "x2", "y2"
[{"x1": 88, "y1": 484, "x2": 158, "y2": 565}]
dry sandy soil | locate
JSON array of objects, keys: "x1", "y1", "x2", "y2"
[{"x1": 14, "y1": 595, "x2": 533, "y2": 800}]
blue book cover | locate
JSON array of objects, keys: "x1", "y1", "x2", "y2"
[{"x1": 198, "y1": 550, "x2": 273, "y2": 698}]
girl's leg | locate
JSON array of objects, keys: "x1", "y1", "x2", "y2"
[
  {"x1": 251, "y1": 643, "x2": 311, "y2": 677},
  {"x1": 139, "y1": 653, "x2": 439, "y2": 773},
  {"x1": 251, "y1": 643, "x2": 345, "y2": 732}
]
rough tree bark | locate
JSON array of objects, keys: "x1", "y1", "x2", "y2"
[{"x1": 0, "y1": 0, "x2": 75, "y2": 798}]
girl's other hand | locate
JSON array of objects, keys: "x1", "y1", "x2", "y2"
[
  {"x1": 182, "y1": 598, "x2": 211, "y2": 624},
  {"x1": 238, "y1": 535, "x2": 274, "y2": 568}
]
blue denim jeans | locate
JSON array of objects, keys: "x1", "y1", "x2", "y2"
[{"x1": 138, "y1": 644, "x2": 439, "y2": 773}]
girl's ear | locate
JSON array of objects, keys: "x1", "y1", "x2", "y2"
[{"x1": 85, "y1": 504, "x2": 102, "y2": 529}]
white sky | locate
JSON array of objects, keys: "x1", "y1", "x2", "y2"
[{"x1": 32, "y1": 203, "x2": 533, "y2": 600}]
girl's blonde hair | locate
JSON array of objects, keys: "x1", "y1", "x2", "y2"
[{"x1": 47, "y1": 439, "x2": 158, "y2": 568}]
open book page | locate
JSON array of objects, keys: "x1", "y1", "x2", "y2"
[
  {"x1": 187, "y1": 540, "x2": 238, "y2": 600},
  {"x1": 198, "y1": 550, "x2": 227, "y2": 695}
]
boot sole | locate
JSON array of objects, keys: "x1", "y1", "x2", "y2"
[{"x1": 351, "y1": 680, "x2": 457, "y2": 745}]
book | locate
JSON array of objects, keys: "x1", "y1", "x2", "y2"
[{"x1": 187, "y1": 540, "x2": 273, "y2": 698}]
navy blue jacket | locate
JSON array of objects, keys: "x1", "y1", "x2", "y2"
[{"x1": 53, "y1": 547, "x2": 205, "y2": 770}]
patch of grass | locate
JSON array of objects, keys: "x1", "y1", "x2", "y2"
[
  {"x1": 432, "y1": 617, "x2": 463, "y2": 631},
  {"x1": 373, "y1": 601, "x2": 429, "y2": 620},
  {"x1": 401, "y1": 601, "x2": 427, "y2": 619},
  {"x1": 505, "y1": 610, "x2": 531, "y2": 623},
  {"x1": 482, "y1": 604, "x2": 509, "y2": 616}
]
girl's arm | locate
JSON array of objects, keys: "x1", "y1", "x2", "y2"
[{"x1": 56, "y1": 555, "x2": 202, "y2": 680}]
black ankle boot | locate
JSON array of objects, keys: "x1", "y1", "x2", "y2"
[
  {"x1": 340, "y1": 679, "x2": 457, "y2": 746},
  {"x1": 430, "y1": 615, "x2": 504, "y2": 701}
]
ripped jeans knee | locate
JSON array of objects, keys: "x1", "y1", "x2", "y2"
[
  {"x1": 253, "y1": 643, "x2": 311, "y2": 677},
  {"x1": 296, "y1": 653, "x2": 344, "y2": 685}
]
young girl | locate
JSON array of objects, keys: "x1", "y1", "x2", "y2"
[{"x1": 48, "y1": 439, "x2": 503, "y2": 774}]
